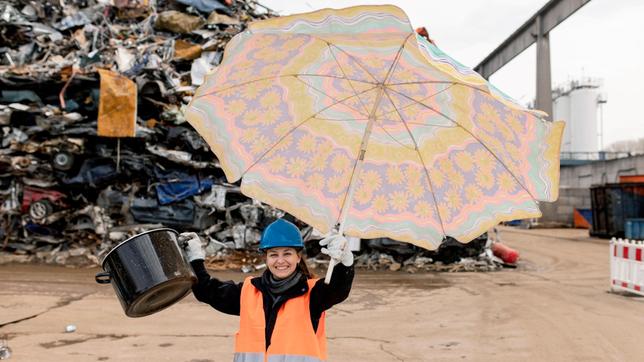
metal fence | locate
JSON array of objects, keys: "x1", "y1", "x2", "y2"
[
  {"x1": 610, "y1": 237, "x2": 644, "y2": 296},
  {"x1": 560, "y1": 151, "x2": 634, "y2": 161}
]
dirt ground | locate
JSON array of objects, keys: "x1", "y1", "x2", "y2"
[{"x1": 2, "y1": 226, "x2": 644, "y2": 361}]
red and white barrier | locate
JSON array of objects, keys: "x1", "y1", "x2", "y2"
[{"x1": 610, "y1": 237, "x2": 644, "y2": 296}]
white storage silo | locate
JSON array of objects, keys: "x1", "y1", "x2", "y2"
[
  {"x1": 569, "y1": 86, "x2": 599, "y2": 153},
  {"x1": 553, "y1": 91, "x2": 571, "y2": 153},
  {"x1": 551, "y1": 78, "x2": 602, "y2": 157}
]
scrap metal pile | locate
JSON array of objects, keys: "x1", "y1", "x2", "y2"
[
  {"x1": 0, "y1": 0, "x2": 503, "y2": 271},
  {"x1": 0, "y1": 0, "x2": 286, "y2": 266}
]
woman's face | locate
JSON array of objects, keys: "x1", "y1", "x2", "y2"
[{"x1": 265, "y1": 247, "x2": 301, "y2": 279}]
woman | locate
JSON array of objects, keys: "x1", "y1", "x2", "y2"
[{"x1": 179, "y1": 218, "x2": 354, "y2": 362}]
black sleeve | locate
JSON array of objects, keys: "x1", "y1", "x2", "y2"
[
  {"x1": 309, "y1": 263, "x2": 354, "y2": 319},
  {"x1": 190, "y1": 260, "x2": 242, "y2": 316}
]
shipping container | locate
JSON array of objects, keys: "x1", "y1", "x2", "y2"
[
  {"x1": 590, "y1": 183, "x2": 644, "y2": 238},
  {"x1": 625, "y1": 218, "x2": 644, "y2": 240}
]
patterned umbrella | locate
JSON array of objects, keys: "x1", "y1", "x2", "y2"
[{"x1": 186, "y1": 5, "x2": 564, "y2": 251}]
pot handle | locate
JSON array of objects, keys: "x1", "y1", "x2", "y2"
[{"x1": 95, "y1": 272, "x2": 111, "y2": 284}]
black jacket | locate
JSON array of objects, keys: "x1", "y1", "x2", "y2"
[{"x1": 190, "y1": 260, "x2": 354, "y2": 348}]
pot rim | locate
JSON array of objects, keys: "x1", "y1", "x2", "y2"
[
  {"x1": 101, "y1": 228, "x2": 179, "y2": 268},
  {"x1": 125, "y1": 275, "x2": 196, "y2": 317}
]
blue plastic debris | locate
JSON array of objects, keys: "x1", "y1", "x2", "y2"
[{"x1": 156, "y1": 175, "x2": 213, "y2": 205}]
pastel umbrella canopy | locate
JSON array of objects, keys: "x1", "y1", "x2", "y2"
[{"x1": 185, "y1": 5, "x2": 564, "y2": 250}]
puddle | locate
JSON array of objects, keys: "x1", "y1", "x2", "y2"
[
  {"x1": 354, "y1": 271, "x2": 451, "y2": 291},
  {"x1": 345, "y1": 272, "x2": 451, "y2": 311}
]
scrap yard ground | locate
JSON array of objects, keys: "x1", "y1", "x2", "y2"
[{"x1": 2, "y1": 226, "x2": 643, "y2": 361}]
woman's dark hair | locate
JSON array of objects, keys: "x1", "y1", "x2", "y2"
[{"x1": 297, "y1": 250, "x2": 315, "y2": 279}]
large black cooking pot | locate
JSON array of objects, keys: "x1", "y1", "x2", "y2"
[{"x1": 95, "y1": 228, "x2": 196, "y2": 317}]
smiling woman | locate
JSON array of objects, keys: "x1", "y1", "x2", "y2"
[
  {"x1": 178, "y1": 218, "x2": 355, "y2": 362},
  {"x1": 265, "y1": 247, "x2": 303, "y2": 279}
]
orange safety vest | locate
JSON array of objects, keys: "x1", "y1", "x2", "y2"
[{"x1": 234, "y1": 277, "x2": 327, "y2": 362}]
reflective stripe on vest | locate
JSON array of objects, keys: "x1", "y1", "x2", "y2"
[
  {"x1": 234, "y1": 277, "x2": 327, "y2": 362},
  {"x1": 233, "y1": 352, "x2": 264, "y2": 362},
  {"x1": 234, "y1": 353, "x2": 323, "y2": 362}
]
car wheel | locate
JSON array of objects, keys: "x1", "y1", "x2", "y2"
[
  {"x1": 29, "y1": 200, "x2": 53, "y2": 220},
  {"x1": 53, "y1": 151, "x2": 74, "y2": 171}
]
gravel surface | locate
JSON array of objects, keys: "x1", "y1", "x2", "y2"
[{"x1": 1, "y1": 227, "x2": 642, "y2": 361}]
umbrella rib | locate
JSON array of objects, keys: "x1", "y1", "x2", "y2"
[
  {"x1": 376, "y1": 83, "x2": 455, "y2": 119},
  {"x1": 387, "y1": 80, "x2": 524, "y2": 108},
  {"x1": 298, "y1": 73, "x2": 377, "y2": 85},
  {"x1": 240, "y1": 86, "x2": 377, "y2": 177},
  {"x1": 378, "y1": 119, "x2": 456, "y2": 128},
  {"x1": 400, "y1": 122, "x2": 457, "y2": 128},
  {"x1": 314, "y1": 117, "x2": 371, "y2": 122},
  {"x1": 193, "y1": 73, "x2": 376, "y2": 99},
  {"x1": 386, "y1": 87, "x2": 539, "y2": 204},
  {"x1": 294, "y1": 75, "x2": 374, "y2": 119},
  {"x1": 386, "y1": 80, "x2": 477, "y2": 87},
  {"x1": 327, "y1": 44, "x2": 371, "y2": 116},
  {"x1": 373, "y1": 121, "x2": 417, "y2": 151},
  {"x1": 382, "y1": 33, "x2": 413, "y2": 84},
  {"x1": 382, "y1": 88, "x2": 447, "y2": 238},
  {"x1": 305, "y1": 34, "x2": 380, "y2": 83}
]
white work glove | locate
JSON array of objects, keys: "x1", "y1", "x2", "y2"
[
  {"x1": 319, "y1": 234, "x2": 353, "y2": 267},
  {"x1": 178, "y1": 232, "x2": 205, "y2": 262}
]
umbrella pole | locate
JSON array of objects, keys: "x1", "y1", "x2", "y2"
[
  {"x1": 324, "y1": 90, "x2": 382, "y2": 284},
  {"x1": 323, "y1": 160, "x2": 364, "y2": 284}
]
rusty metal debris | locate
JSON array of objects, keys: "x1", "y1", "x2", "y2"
[{"x1": 350, "y1": 234, "x2": 503, "y2": 273}]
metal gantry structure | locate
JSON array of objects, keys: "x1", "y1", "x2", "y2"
[{"x1": 474, "y1": 0, "x2": 591, "y2": 120}]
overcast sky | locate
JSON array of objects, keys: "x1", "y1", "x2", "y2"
[{"x1": 258, "y1": 0, "x2": 644, "y2": 148}]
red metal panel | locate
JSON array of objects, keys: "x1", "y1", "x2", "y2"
[{"x1": 620, "y1": 175, "x2": 644, "y2": 183}]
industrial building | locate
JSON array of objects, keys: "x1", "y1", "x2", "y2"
[{"x1": 538, "y1": 78, "x2": 643, "y2": 234}]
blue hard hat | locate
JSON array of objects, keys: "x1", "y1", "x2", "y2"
[{"x1": 259, "y1": 219, "x2": 303, "y2": 250}]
